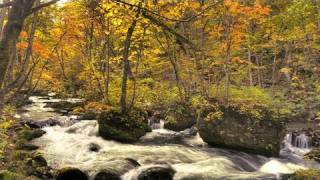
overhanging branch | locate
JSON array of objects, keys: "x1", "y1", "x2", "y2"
[
  {"x1": 30, "y1": 0, "x2": 59, "y2": 14},
  {"x1": 0, "y1": 1, "x2": 13, "y2": 8}
]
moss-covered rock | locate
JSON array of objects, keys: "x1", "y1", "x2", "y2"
[
  {"x1": 305, "y1": 148, "x2": 320, "y2": 163},
  {"x1": 98, "y1": 108, "x2": 151, "y2": 143},
  {"x1": 164, "y1": 102, "x2": 196, "y2": 131},
  {"x1": 197, "y1": 105, "x2": 286, "y2": 157},
  {"x1": 291, "y1": 169, "x2": 320, "y2": 180},
  {"x1": 45, "y1": 101, "x2": 84, "y2": 111},
  {"x1": 21, "y1": 129, "x2": 46, "y2": 141},
  {"x1": 0, "y1": 170, "x2": 24, "y2": 180}
]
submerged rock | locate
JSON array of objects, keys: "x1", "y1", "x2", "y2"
[
  {"x1": 137, "y1": 165, "x2": 175, "y2": 180},
  {"x1": 56, "y1": 168, "x2": 88, "y2": 180},
  {"x1": 98, "y1": 109, "x2": 151, "y2": 143},
  {"x1": 125, "y1": 158, "x2": 141, "y2": 167},
  {"x1": 164, "y1": 102, "x2": 196, "y2": 132},
  {"x1": 88, "y1": 143, "x2": 101, "y2": 152},
  {"x1": 93, "y1": 170, "x2": 121, "y2": 180},
  {"x1": 198, "y1": 105, "x2": 286, "y2": 157}
]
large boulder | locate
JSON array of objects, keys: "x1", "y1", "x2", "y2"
[
  {"x1": 197, "y1": 105, "x2": 286, "y2": 157},
  {"x1": 98, "y1": 109, "x2": 151, "y2": 143},
  {"x1": 56, "y1": 168, "x2": 88, "y2": 180},
  {"x1": 164, "y1": 102, "x2": 196, "y2": 132}
]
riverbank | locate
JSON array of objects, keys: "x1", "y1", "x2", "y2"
[{"x1": 0, "y1": 106, "x2": 52, "y2": 180}]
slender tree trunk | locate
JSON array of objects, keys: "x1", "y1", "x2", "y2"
[
  {"x1": 256, "y1": 54, "x2": 262, "y2": 88},
  {"x1": 129, "y1": 28, "x2": 146, "y2": 110},
  {"x1": 248, "y1": 49, "x2": 253, "y2": 86},
  {"x1": 271, "y1": 53, "x2": 277, "y2": 92},
  {"x1": 120, "y1": 12, "x2": 139, "y2": 114}
]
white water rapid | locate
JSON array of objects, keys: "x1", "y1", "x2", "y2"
[{"x1": 18, "y1": 96, "x2": 320, "y2": 180}]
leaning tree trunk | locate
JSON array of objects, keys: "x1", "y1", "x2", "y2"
[
  {"x1": 120, "y1": 17, "x2": 138, "y2": 114},
  {"x1": 0, "y1": 0, "x2": 36, "y2": 87}
]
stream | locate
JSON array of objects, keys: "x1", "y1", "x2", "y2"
[{"x1": 17, "y1": 96, "x2": 320, "y2": 180}]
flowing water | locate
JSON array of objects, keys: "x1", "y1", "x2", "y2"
[{"x1": 18, "y1": 96, "x2": 320, "y2": 180}]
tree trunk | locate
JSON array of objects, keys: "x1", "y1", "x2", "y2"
[
  {"x1": 120, "y1": 13, "x2": 139, "y2": 114},
  {"x1": 0, "y1": 0, "x2": 36, "y2": 87},
  {"x1": 0, "y1": 0, "x2": 8, "y2": 38},
  {"x1": 248, "y1": 49, "x2": 253, "y2": 86},
  {"x1": 271, "y1": 54, "x2": 277, "y2": 92}
]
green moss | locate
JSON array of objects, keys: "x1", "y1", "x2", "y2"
[
  {"x1": 305, "y1": 148, "x2": 320, "y2": 163},
  {"x1": 164, "y1": 101, "x2": 196, "y2": 131},
  {"x1": 21, "y1": 129, "x2": 46, "y2": 141},
  {"x1": 0, "y1": 170, "x2": 23, "y2": 180},
  {"x1": 292, "y1": 169, "x2": 320, "y2": 180},
  {"x1": 98, "y1": 108, "x2": 151, "y2": 142},
  {"x1": 12, "y1": 150, "x2": 30, "y2": 160}
]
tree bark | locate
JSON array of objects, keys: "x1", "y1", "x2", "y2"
[
  {"x1": 0, "y1": 0, "x2": 37, "y2": 87},
  {"x1": 248, "y1": 49, "x2": 253, "y2": 86},
  {"x1": 0, "y1": 0, "x2": 8, "y2": 38},
  {"x1": 120, "y1": 11, "x2": 139, "y2": 114}
]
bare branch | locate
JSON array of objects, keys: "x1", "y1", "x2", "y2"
[{"x1": 0, "y1": 1, "x2": 13, "y2": 8}]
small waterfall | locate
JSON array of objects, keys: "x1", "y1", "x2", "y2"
[
  {"x1": 293, "y1": 133, "x2": 311, "y2": 149},
  {"x1": 283, "y1": 132, "x2": 312, "y2": 149},
  {"x1": 148, "y1": 119, "x2": 164, "y2": 130}
]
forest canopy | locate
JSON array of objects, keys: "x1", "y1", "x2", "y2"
[{"x1": 0, "y1": 0, "x2": 320, "y2": 119}]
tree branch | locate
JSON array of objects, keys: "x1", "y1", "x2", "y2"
[
  {"x1": 111, "y1": 0, "x2": 222, "y2": 23},
  {"x1": 30, "y1": 0, "x2": 59, "y2": 14},
  {"x1": 0, "y1": 1, "x2": 12, "y2": 8}
]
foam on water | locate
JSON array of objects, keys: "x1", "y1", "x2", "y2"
[{"x1": 25, "y1": 96, "x2": 320, "y2": 180}]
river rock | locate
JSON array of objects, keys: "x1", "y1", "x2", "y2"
[
  {"x1": 137, "y1": 165, "x2": 175, "y2": 180},
  {"x1": 88, "y1": 143, "x2": 101, "y2": 152},
  {"x1": 164, "y1": 102, "x2": 196, "y2": 132},
  {"x1": 24, "y1": 118, "x2": 60, "y2": 128},
  {"x1": 45, "y1": 101, "x2": 84, "y2": 111},
  {"x1": 197, "y1": 106, "x2": 286, "y2": 157},
  {"x1": 82, "y1": 111, "x2": 98, "y2": 120},
  {"x1": 310, "y1": 130, "x2": 320, "y2": 147},
  {"x1": 22, "y1": 129, "x2": 46, "y2": 141},
  {"x1": 56, "y1": 168, "x2": 88, "y2": 180},
  {"x1": 305, "y1": 148, "x2": 320, "y2": 162},
  {"x1": 98, "y1": 109, "x2": 151, "y2": 143},
  {"x1": 0, "y1": 170, "x2": 23, "y2": 180},
  {"x1": 125, "y1": 158, "x2": 141, "y2": 167},
  {"x1": 93, "y1": 170, "x2": 121, "y2": 180}
]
